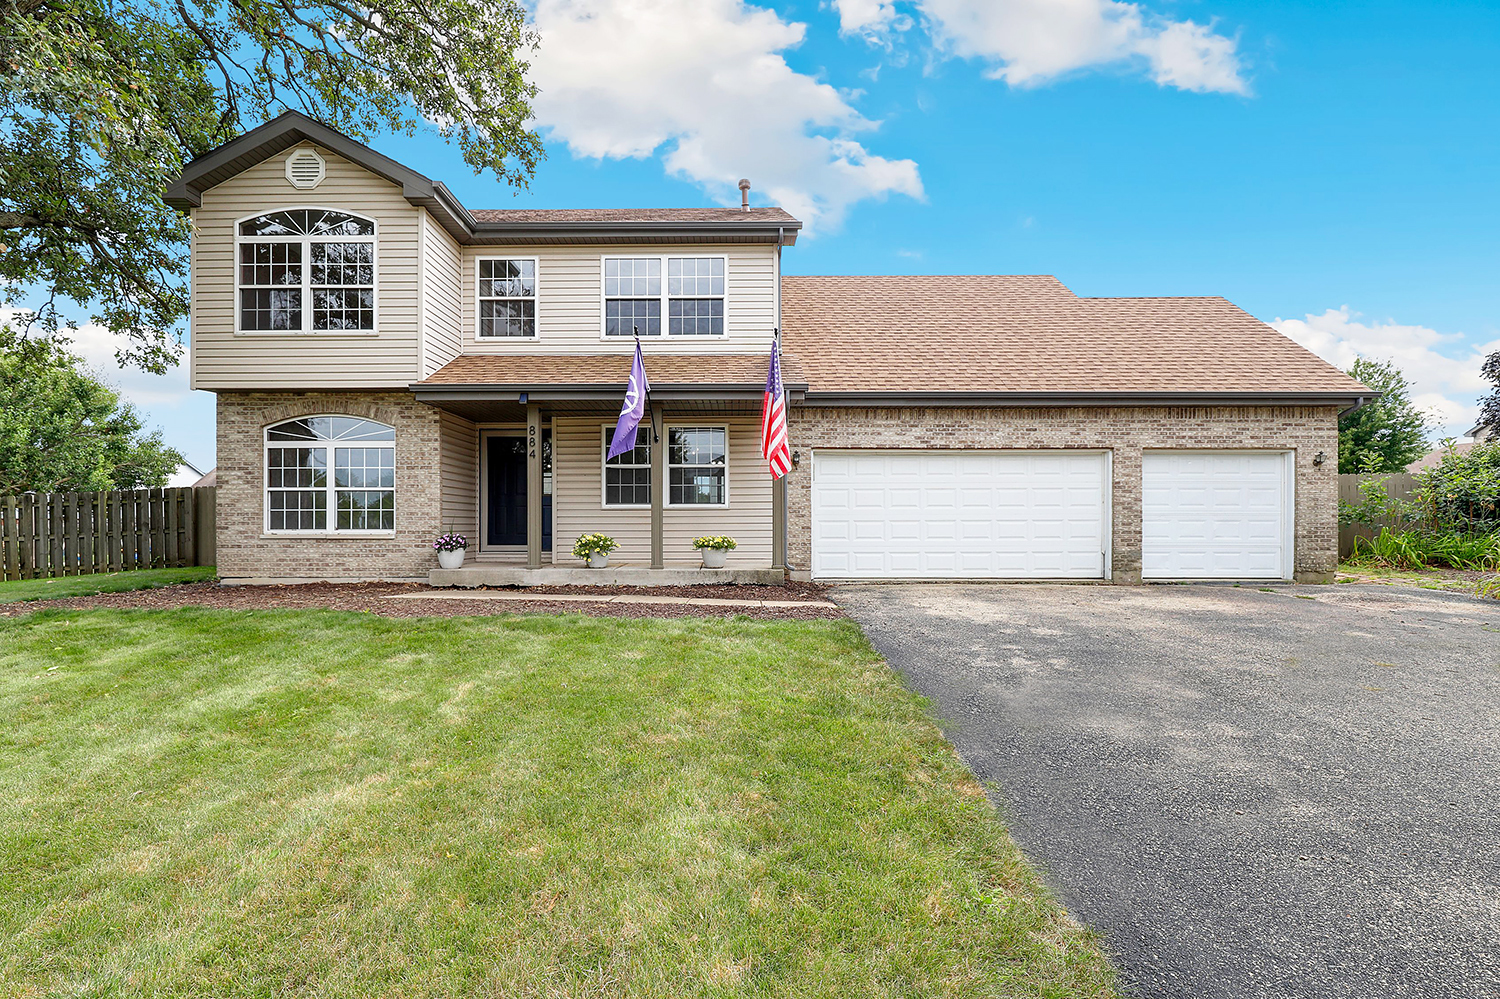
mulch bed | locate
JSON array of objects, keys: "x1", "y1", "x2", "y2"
[{"x1": 0, "y1": 581, "x2": 844, "y2": 621}]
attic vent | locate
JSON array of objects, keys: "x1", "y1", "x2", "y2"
[{"x1": 285, "y1": 148, "x2": 326, "y2": 189}]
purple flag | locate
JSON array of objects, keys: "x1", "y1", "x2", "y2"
[{"x1": 607, "y1": 339, "x2": 651, "y2": 459}]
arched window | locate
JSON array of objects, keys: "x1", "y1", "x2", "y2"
[
  {"x1": 238, "y1": 210, "x2": 375, "y2": 333},
  {"x1": 265, "y1": 416, "x2": 395, "y2": 533}
]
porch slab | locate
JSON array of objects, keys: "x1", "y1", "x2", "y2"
[{"x1": 429, "y1": 565, "x2": 786, "y2": 588}]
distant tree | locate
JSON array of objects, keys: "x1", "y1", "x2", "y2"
[
  {"x1": 1339, "y1": 357, "x2": 1431, "y2": 473},
  {"x1": 1477, "y1": 350, "x2": 1500, "y2": 438},
  {"x1": 1, "y1": 0, "x2": 542, "y2": 372},
  {"x1": 0, "y1": 328, "x2": 181, "y2": 493}
]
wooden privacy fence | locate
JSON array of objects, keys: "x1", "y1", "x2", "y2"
[
  {"x1": 1, "y1": 486, "x2": 216, "y2": 581},
  {"x1": 1339, "y1": 472, "x2": 1417, "y2": 558}
]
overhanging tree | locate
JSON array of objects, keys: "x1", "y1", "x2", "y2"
[
  {"x1": 1477, "y1": 350, "x2": 1499, "y2": 437},
  {"x1": 1338, "y1": 357, "x2": 1432, "y2": 473},
  {"x1": 0, "y1": 0, "x2": 542, "y2": 372}
]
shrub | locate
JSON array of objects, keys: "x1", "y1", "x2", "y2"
[
  {"x1": 1419, "y1": 440, "x2": 1500, "y2": 532},
  {"x1": 1348, "y1": 527, "x2": 1500, "y2": 572}
]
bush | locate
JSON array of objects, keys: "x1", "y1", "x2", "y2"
[
  {"x1": 691, "y1": 535, "x2": 737, "y2": 551},
  {"x1": 1419, "y1": 440, "x2": 1500, "y2": 532},
  {"x1": 1348, "y1": 527, "x2": 1500, "y2": 572}
]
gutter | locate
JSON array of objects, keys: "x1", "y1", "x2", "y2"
[{"x1": 797, "y1": 390, "x2": 1373, "y2": 408}]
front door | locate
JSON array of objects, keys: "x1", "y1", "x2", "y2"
[{"x1": 483, "y1": 431, "x2": 552, "y2": 551}]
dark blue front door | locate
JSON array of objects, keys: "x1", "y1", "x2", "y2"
[{"x1": 485, "y1": 433, "x2": 551, "y2": 550}]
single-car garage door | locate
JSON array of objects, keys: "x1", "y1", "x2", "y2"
[
  {"x1": 1142, "y1": 451, "x2": 1292, "y2": 579},
  {"x1": 811, "y1": 450, "x2": 1109, "y2": 579}
]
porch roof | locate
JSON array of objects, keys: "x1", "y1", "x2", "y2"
[{"x1": 411, "y1": 353, "x2": 807, "y2": 403}]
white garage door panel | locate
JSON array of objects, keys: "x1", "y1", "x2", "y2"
[
  {"x1": 1142, "y1": 451, "x2": 1290, "y2": 579},
  {"x1": 812, "y1": 451, "x2": 1107, "y2": 579}
]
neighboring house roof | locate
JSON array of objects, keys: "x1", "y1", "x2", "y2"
[
  {"x1": 165, "y1": 111, "x2": 801, "y2": 246},
  {"x1": 192, "y1": 468, "x2": 217, "y2": 488},
  {"x1": 416, "y1": 353, "x2": 806, "y2": 394},
  {"x1": 165, "y1": 460, "x2": 204, "y2": 488},
  {"x1": 1467, "y1": 422, "x2": 1493, "y2": 442},
  {"x1": 780, "y1": 275, "x2": 1370, "y2": 403},
  {"x1": 1407, "y1": 444, "x2": 1472, "y2": 472}
]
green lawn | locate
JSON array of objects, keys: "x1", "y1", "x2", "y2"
[
  {"x1": 0, "y1": 609, "x2": 1115, "y2": 998},
  {"x1": 0, "y1": 566, "x2": 215, "y2": 603}
]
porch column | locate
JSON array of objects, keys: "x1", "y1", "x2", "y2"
[
  {"x1": 650, "y1": 402, "x2": 665, "y2": 569},
  {"x1": 772, "y1": 475, "x2": 787, "y2": 571},
  {"x1": 526, "y1": 403, "x2": 543, "y2": 569}
]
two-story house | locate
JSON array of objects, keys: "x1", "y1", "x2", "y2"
[{"x1": 166, "y1": 113, "x2": 1370, "y2": 586}]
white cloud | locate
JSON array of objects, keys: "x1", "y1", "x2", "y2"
[
  {"x1": 833, "y1": 0, "x2": 1246, "y2": 94},
  {"x1": 1272, "y1": 306, "x2": 1499, "y2": 438},
  {"x1": 528, "y1": 0, "x2": 923, "y2": 229}
]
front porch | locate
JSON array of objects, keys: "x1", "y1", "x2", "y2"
[
  {"x1": 414, "y1": 353, "x2": 804, "y2": 587},
  {"x1": 429, "y1": 563, "x2": 786, "y2": 587}
]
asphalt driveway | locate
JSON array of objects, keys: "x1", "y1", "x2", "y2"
[{"x1": 835, "y1": 582, "x2": 1500, "y2": 999}]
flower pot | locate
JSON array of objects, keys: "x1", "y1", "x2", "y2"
[
  {"x1": 437, "y1": 548, "x2": 466, "y2": 570},
  {"x1": 588, "y1": 553, "x2": 610, "y2": 568},
  {"x1": 699, "y1": 547, "x2": 728, "y2": 569}
]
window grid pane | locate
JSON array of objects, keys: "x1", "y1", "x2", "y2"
[
  {"x1": 667, "y1": 427, "x2": 726, "y2": 505},
  {"x1": 336, "y1": 490, "x2": 395, "y2": 531},
  {"x1": 239, "y1": 242, "x2": 303, "y2": 330},
  {"x1": 268, "y1": 490, "x2": 327, "y2": 531},
  {"x1": 605, "y1": 258, "x2": 663, "y2": 336},
  {"x1": 666, "y1": 257, "x2": 725, "y2": 336},
  {"x1": 309, "y1": 241, "x2": 375, "y2": 331},
  {"x1": 603, "y1": 428, "x2": 652, "y2": 506},
  {"x1": 478, "y1": 259, "x2": 537, "y2": 337}
]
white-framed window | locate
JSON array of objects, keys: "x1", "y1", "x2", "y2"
[
  {"x1": 477, "y1": 257, "x2": 538, "y2": 337},
  {"x1": 601, "y1": 425, "x2": 652, "y2": 507},
  {"x1": 237, "y1": 209, "x2": 376, "y2": 333},
  {"x1": 667, "y1": 426, "x2": 728, "y2": 506},
  {"x1": 265, "y1": 416, "x2": 395, "y2": 533},
  {"x1": 602, "y1": 255, "x2": 727, "y2": 337}
]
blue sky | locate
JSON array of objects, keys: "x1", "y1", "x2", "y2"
[{"x1": 49, "y1": 0, "x2": 1500, "y2": 469}]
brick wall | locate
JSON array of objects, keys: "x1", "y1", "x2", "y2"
[
  {"x1": 785, "y1": 405, "x2": 1340, "y2": 583},
  {"x1": 216, "y1": 391, "x2": 444, "y2": 581}
]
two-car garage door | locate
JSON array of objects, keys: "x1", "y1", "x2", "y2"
[
  {"x1": 810, "y1": 449, "x2": 1291, "y2": 580},
  {"x1": 811, "y1": 451, "x2": 1110, "y2": 579}
]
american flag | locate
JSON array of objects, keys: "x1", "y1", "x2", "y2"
[{"x1": 761, "y1": 335, "x2": 790, "y2": 479}]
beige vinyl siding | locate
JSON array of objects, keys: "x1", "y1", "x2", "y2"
[
  {"x1": 439, "y1": 411, "x2": 479, "y2": 544},
  {"x1": 190, "y1": 143, "x2": 422, "y2": 390},
  {"x1": 421, "y1": 213, "x2": 464, "y2": 377},
  {"x1": 460, "y1": 244, "x2": 777, "y2": 356},
  {"x1": 550, "y1": 416, "x2": 772, "y2": 567}
]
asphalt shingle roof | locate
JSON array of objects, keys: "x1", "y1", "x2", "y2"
[{"x1": 779, "y1": 275, "x2": 1368, "y2": 396}]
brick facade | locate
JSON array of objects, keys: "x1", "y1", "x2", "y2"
[
  {"x1": 784, "y1": 405, "x2": 1341, "y2": 583},
  {"x1": 216, "y1": 391, "x2": 444, "y2": 581}
]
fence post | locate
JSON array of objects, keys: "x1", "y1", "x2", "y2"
[{"x1": 2, "y1": 495, "x2": 16, "y2": 582}]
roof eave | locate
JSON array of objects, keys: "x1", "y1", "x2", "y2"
[
  {"x1": 798, "y1": 390, "x2": 1373, "y2": 407},
  {"x1": 410, "y1": 381, "x2": 808, "y2": 402}
]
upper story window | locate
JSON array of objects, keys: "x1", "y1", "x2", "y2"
[
  {"x1": 265, "y1": 416, "x2": 395, "y2": 533},
  {"x1": 603, "y1": 256, "x2": 726, "y2": 337},
  {"x1": 238, "y1": 210, "x2": 375, "y2": 333},
  {"x1": 478, "y1": 258, "x2": 537, "y2": 337}
]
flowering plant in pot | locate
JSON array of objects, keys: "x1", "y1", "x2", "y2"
[
  {"x1": 572, "y1": 532, "x2": 618, "y2": 568},
  {"x1": 693, "y1": 535, "x2": 737, "y2": 568},
  {"x1": 432, "y1": 532, "x2": 467, "y2": 569}
]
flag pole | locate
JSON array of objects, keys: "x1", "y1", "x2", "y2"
[{"x1": 635, "y1": 326, "x2": 658, "y2": 444}]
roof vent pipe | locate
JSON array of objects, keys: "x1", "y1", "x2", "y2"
[{"x1": 738, "y1": 178, "x2": 751, "y2": 211}]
